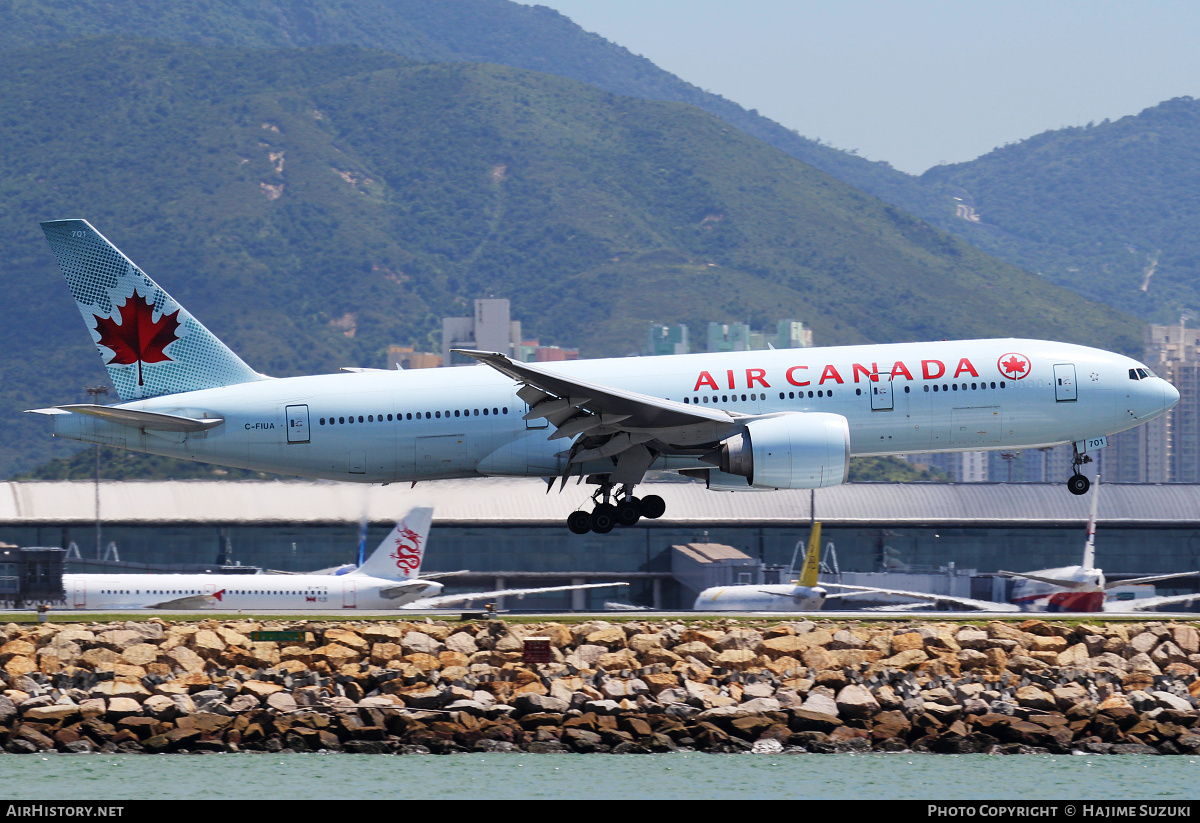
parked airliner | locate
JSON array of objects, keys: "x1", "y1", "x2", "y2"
[
  {"x1": 694, "y1": 523, "x2": 1017, "y2": 612},
  {"x1": 31, "y1": 220, "x2": 1179, "y2": 534},
  {"x1": 999, "y1": 475, "x2": 1200, "y2": 612},
  {"x1": 62, "y1": 507, "x2": 626, "y2": 610}
]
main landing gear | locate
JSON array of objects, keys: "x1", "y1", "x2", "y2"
[
  {"x1": 567, "y1": 482, "x2": 666, "y2": 534},
  {"x1": 1067, "y1": 445, "x2": 1092, "y2": 496}
]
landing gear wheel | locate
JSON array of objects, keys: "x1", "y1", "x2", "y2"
[
  {"x1": 567, "y1": 510, "x2": 592, "y2": 534},
  {"x1": 639, "y1": 494, "x2": 666, "y2": 519},
  {"x1": 590, "y1": 504, "x2": 617, "y2": 534},
  {"x1": 615, "y1": 499, "x2": 642, "y2": 526},
  {"x1": 1067, "y1": 473, "x2": 1090, "y2": 496}
]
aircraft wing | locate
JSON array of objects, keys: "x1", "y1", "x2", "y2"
[
  {"x1": 1114, "y1": 592, "x2": 1200, "y2": 612},
  {"x1": 402, "y1": 581, "x2": 629, "y2": 609},
  {"x1": 377, "y1": 580, "x2": 440, "y2": 601},
  {"x1": 1105, "y1": 571, "x2": 1200, "y2": 589},
  {"x1": 452, "y1": 350, "x2": 742, "y2": 479},
  {"x1": 821, "y1": 582, "x2": 1020, "y2": 612},
  {"x1": 998, "y1": 571, "x2": 1090, "y2": 590},
  {"x1": 146, "y1": 592, "x2": 224, "y2": 610}
]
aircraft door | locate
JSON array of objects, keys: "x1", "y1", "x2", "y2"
[
  {"x1": 342, "y1": 579, "x2": 357, "y2": 608},
  {"x1": 870, "y1": 377, "x2": 894, "y2": 411},
  {"x1": 1053, "y1": 364, "x2": 1078, "y2": 402},
  {"x1": 286, "y1": 405, "x2": 310, "y2": 443},
  {"x1": 72, "y1": 580, "x2": 86, "y2": 609}
]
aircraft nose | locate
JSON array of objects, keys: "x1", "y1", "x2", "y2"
[{"x1": 1164, "y1": 379, "x2": 1180, "y2": 412}]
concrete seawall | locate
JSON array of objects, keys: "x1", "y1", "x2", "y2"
[{"x1": 2, "y1": 617, "x2": 1199, "y2": 754}]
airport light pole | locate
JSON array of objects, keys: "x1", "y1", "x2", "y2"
[{"x1": 85, "y1": 385, "x2": 108, "y2": 559}]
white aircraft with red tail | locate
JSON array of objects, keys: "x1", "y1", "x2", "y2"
[
  {"x1": 31, "y1": 220, "x2": 1179, "y2": 535},
  {"x1": 61, "y1": 507, "x2": 626, "y2": 610}
]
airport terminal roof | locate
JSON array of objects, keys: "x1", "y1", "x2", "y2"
[{"x1": 2, "y1": 479, "x2": 1200, "y2": 527}]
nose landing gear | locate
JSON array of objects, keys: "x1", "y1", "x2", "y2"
[
  {"x1": 566, "y1": 482, "x2": 666, "y2": 534},
  {"x1": 1067, "y1": 445, "x2": 1093, "y2": 495}
]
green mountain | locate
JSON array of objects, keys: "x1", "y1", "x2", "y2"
[
  {"x1": 922, "y1": 97, "x2": 1200, "y2": 324},
  {"x1": 0, "y1": 37, "x2": 1139, "y2": 479},
  {"x1": 0, "y1": 1, "x2": 988, "y2": 273},
  {"x1": 2, "y1": 0, "x2": 1190, "y2": 326}
]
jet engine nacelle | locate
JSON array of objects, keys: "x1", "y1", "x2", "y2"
[{"x1": 713, "y1": 412, "x2": 850, "y2": 489}]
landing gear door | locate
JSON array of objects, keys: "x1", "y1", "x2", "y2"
[
  {"x1": 1053, "y1": 364, "x2": 1077, "y2": 402},
  {"x1": 870, "y1": 377, "x2": 894, "y2": 411},
  {"x1": 286, "y1": 405, "x2": 311, "y2": 443}
]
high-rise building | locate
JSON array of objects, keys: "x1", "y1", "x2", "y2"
[
  {"x1": 707, "y1": 322, "x2": 752, "y2": 353},
  {"x1": 646, "y1": 324, "x2": 689, "y2": 356},
  {"x1": 776, "y1": 320, "x2": 814, "y2": 349},
  {"x1": 1137, "y1": 322, "x2": 1200, "y2": 481},
  {"x1": 442, "y1": 299, "x2": 522, "y2": 366}
]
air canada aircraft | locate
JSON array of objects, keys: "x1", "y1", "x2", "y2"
[
  {"x1": 31, "y1": 220, "x2": 1179, "y2": 535},
  {"x1": 693, "y1": 523, "x2": 1017, "y2": 612},
  {"x1": 61, "y1": 506, "x2": 626, "y2": 610}
]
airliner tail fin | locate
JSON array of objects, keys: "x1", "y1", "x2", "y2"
[
  {"x1": 797, "y1": 522, "x2": 822, "y2": 588},
  {"x1": 40, "y1": 219, "x2": 264, "y2": 401},
  {"x1": 355, "y1": 508, "x2": 435, "y2": 581}
]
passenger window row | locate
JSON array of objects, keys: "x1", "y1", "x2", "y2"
[
  {"x1": 319, "y1": 408, "x2": 509, "y2": 426},
  {"x1": 922, "y1": 381, "x2": 1005, "y2": 392},
  {"x1": 684, "y1": 393, "x2": 765, "y2": 405}
]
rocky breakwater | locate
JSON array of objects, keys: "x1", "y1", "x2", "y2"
[{"x1": 0, "y1": 617, "x2": 1199, "y2": 755}]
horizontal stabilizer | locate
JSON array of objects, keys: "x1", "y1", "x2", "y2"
[
  {"x1": 1104, "y1": 570, "x2": 1200, "y2": 590},
  {"x1": 998, "y1": 570, "x2": 1089, "y2": 590},
  {"x1": 416, "y1": 569, "x2": 471, "y2": 580},
  {"x1": 46, "y1": 404, "x2": 223, "y2": 432}
]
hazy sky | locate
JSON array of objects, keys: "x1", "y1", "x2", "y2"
[{"x1": 520, "y1": 1, "x2": 1200, "y2": 175}]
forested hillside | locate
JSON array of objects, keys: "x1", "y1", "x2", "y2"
[
  {"x1": 923, "y1": 97, "x2": 1200, "y2": 323},
  {"x1": 0, "y1": 36, "x2": 1140, "y2": 478}
]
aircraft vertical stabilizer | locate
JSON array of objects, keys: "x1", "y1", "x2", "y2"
[
  {"x1": 797, "y1": 522, "x2": 823, "y2": 588},
  {"x1": 40, "y1": 219, "x2": 263, "y2": 401},
  {"x1": 354, "y1": 508, "x2": 435, "y2": 581}
]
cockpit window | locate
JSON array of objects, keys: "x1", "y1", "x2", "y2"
[
  {"x1": 1129, "y1": 367, "x2": 1155, "y2": 380},
  {"x1": 1140, "y1": 368, "x2": 1154, "y2": 379},
  {"x1": 1129, "y1": 368, "x2": 1140, "y2": 380}
]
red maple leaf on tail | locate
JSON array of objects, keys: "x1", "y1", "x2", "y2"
[{"x1": 92, "y1": 291, "x2": 181, "y2": 385}]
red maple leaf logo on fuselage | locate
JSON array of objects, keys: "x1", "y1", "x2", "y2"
[
  {"x1": 93, "y1": 291, "x2": 181, "y2": 386},
  {"x1": 997, "y1": 352, "x2": 1031, "y2": 380}
]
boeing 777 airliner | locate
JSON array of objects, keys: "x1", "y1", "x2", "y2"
[{"x1": 30, "y1": 220, "x2": 1179, "y2": 534}]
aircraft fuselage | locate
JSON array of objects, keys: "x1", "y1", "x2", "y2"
[{"x1": 45, "y1": 338, "x2": 1175, "y2": 485}]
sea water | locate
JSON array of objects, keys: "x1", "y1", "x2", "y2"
[{"x1": 1, "y1": 752, "x2": 1198, "y2": 800}]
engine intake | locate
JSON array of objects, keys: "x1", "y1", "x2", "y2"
[{"x1": 709, "y1": 412, "x2": 850, "y2": 489}]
